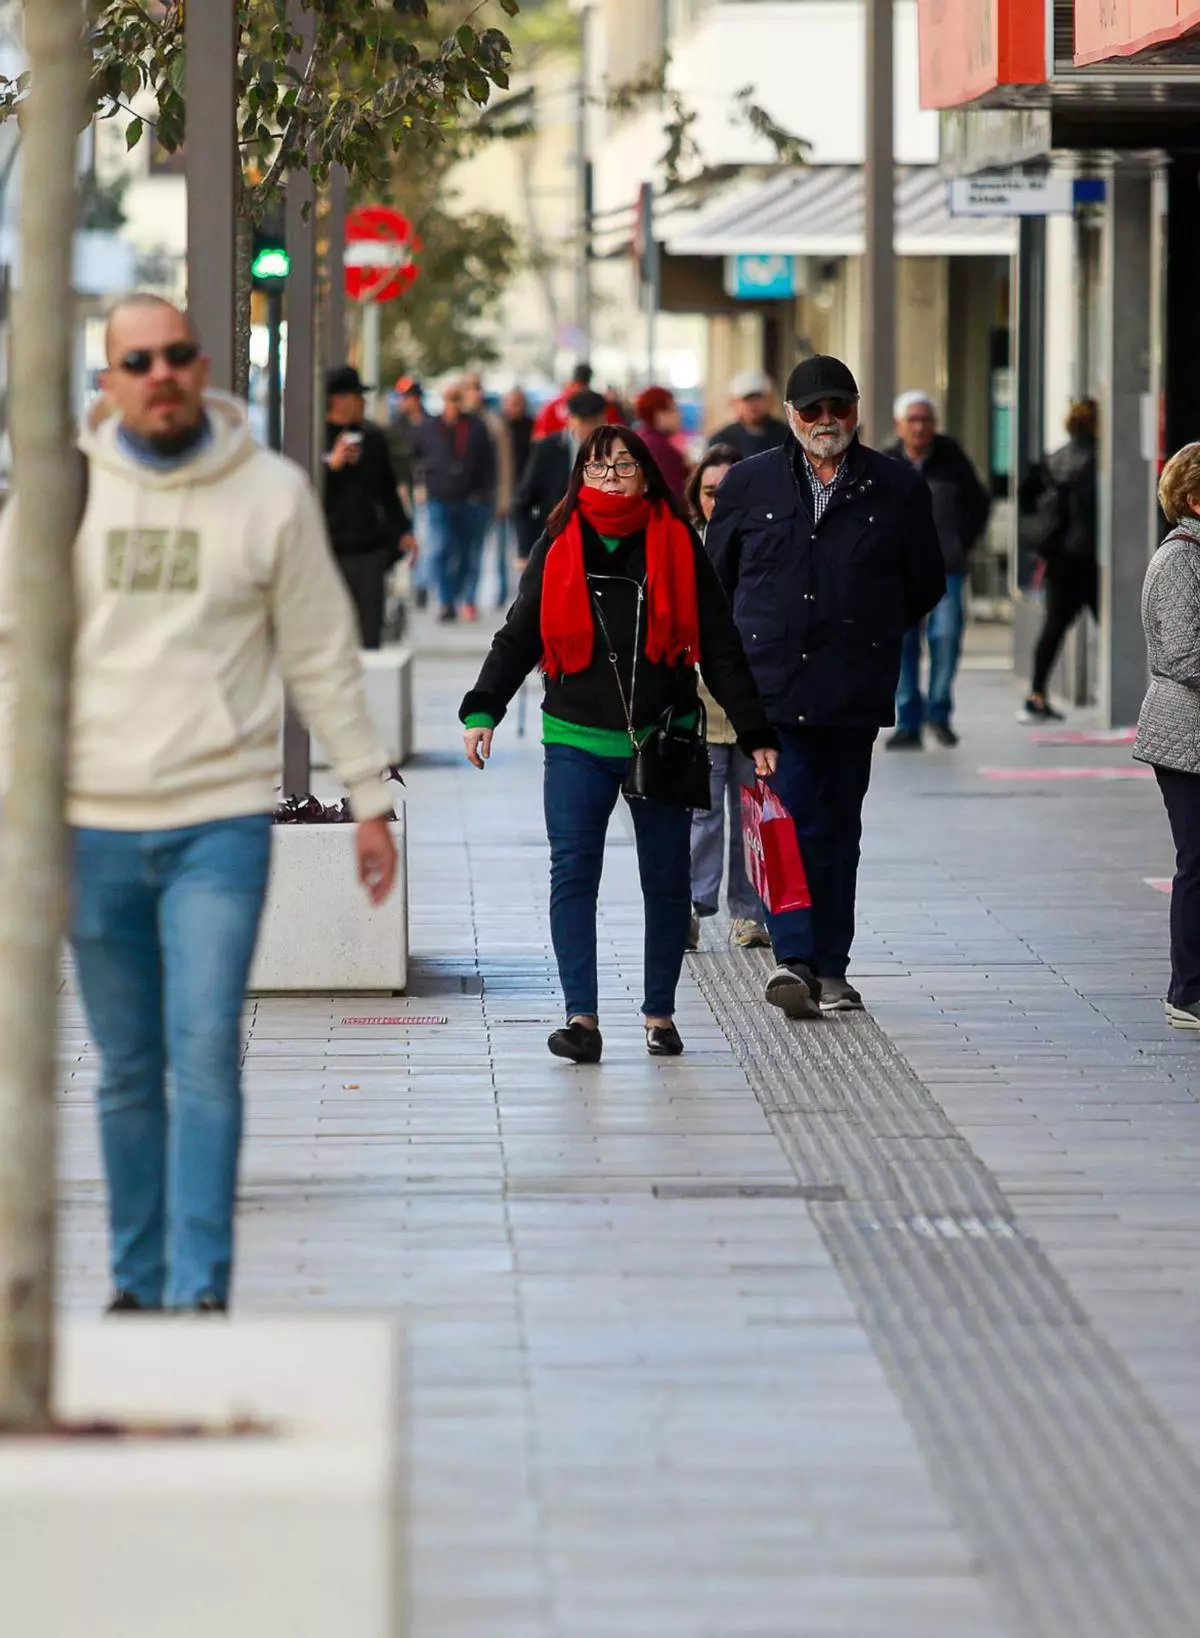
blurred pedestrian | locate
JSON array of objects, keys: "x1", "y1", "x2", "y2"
[
  {"x1": 1017, "y1": 400, "x2": 1099, "y2": 723},
  {"x1": 512, "y1": 388, "x2": 608, "y2": 568},
  {"x1": 415, "y1": 378, "x2": 496, "y2": 623},
  {"x1": 635, "y1": 385, "x2": 690, "y2": 498},
  {"x1": 684, "y1": 444, "x2": 769, "y2": 951},
  {"x1": 0, "y1": 295, "x2": 397, "y2": 1314},
  {"x1": 707, "y1": 355, "x2": 944, "y2": 1018},
  {"x1": 533, "y1": 361, "x2": 620, "y2": 441},
  {"x1": 708, "y1": 369, "x2": 789, "y2": 461},
  {"x1": 885, "y1": 391, "x2": 991, "y2": 749},
  {"x1": 324, "y1": 364, "x2": 415, "y2": 649},
  {"x1": 1135, "y1": 443, "x2": 1200, "y2": 1029},
  {"x1": 460, "y1": 425, "x2": 778, "y2": 1064},
  {"x1": 462, "y1": 370, "x2": 511, "y2": 611},
  {"x1": 394, "y1": 379, "x2": 435, "y2": 609},
  {"x1": 499, "y1": 388, "x2": 535, "y2": 604}
]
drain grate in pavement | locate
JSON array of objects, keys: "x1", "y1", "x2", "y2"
[
  {"x1": 690, "y1": 940, "x2": 1200, "y2": 1638},
  {"x1": 652, "y1": 1182, "x2": 847, "y2": 1201}
]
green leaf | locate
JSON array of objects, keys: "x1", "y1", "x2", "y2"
[
  {"x1": 499, "y1": 0, "x2": 520, "y2": 14},
  {"x1": 124, "y1": 115, "x2": 143, "y2": 150},
  {"x1": 456, "y1": 24, "x2": 476, "y2": 53}
]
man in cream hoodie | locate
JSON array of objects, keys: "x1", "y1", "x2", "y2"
[{"x1": 0, "y1": 294, "x2": 397, "y2": 1314}]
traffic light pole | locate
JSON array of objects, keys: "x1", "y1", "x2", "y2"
[{"x1": 266, "y1": 286, "x2": 283, "y2": 452}]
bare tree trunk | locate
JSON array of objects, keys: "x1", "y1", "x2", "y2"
[{"x1": 0, "y1": 0, "x2": 87, "y2": 1430}]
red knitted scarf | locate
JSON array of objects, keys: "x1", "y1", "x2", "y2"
[{"x1": 539, "y1": 488, "x2": 701, "y2": 680}]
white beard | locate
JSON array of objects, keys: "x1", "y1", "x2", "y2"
[{"x1": 796, "y1": 421, "x2": 854, "y2": 463}]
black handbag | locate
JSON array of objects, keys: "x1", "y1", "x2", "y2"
[{"x1": 591, "y1": 578, "x2": 712, "y2": 811}]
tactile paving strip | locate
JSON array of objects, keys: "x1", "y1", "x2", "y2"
[{"x1": 690, "y1": 945, "x2": 1200, "y2": 1638}]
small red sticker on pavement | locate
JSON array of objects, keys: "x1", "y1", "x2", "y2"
[
  {"x1": 1029, "y1": 728, "x2": 1137, "y2": 746},
  {"x1": 979, "y1": 766, "x2": 1154, "y2": 781},
  {"x1": 340, "y1": 1016, "x2": 448, "y2": 1026},
  {"x1": 1144, "y1": 878, "x2": 1172, "y2": 894}
]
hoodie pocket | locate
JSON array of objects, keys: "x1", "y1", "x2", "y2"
[{"x1": 72, "y1": 658, "x2": 246, "y2": 797}]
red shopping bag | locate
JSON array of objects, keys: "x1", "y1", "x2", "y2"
[{"x1": 741, "y1": 780, "x2": 811, "y2": 914}]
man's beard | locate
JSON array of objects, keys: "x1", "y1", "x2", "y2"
[
  {"x1": 146, "y1": 410, "x2": 206, "y2": 456},
  {"x1": 796, "y1": 422, "x2": 854, "y2": 462}
]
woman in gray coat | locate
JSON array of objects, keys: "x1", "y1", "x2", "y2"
[{"x1": 1135, "y1": 442, "x2": 1200, "y2": 1028}]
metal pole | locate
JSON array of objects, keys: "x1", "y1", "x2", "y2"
[
  {"x1": 362, "y1": 299, "x2": 381, "y2": 421},
  {"x1": 574, "y1": 5, "x2": 592, "y2": 352},
  {"x1": 863, "y1": 0, "x2": 895, "y2": 446},
  {"x1": 266, "y1": 287, "x2": 283, "y2": 452},
  {"x1": 326, "y1": 163, "x2": 348, "y2": 370},
  {"x1": 186, "y1": 1, "x2": 236, "y2": 389}
]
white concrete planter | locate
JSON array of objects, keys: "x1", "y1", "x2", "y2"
[
  {"x1": 0, "y1": 1319, "x2": 404, "y2": 1638},
  {"x1": 249, "y1": 812, "x2": 408, "y2": 994},
  {"x1": 313, "y1": 647, "x2": 414, "y2": 770}
]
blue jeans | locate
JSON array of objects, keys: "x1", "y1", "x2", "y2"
[
  {"x1": 410, "y1": 500, "x2": 437, "y2": 594},
  {"x1": 896, "y1": 572, "x2": 965, "y2": 732},
  {"x1": 762, "y1": 727, "x2": 877, "y2": 979},
  {"x1": 430, "y1": 498, "x2": 492, "y2": 610},
  {"x1": 690, "y1": 744, "x2": 762, "y2": 920},
  {"x1": 544, "y1": 743, "x2": 692, "y2": 1021},
  {"x1": 70, "y1": 816, "x2": 272, "y2": 1308}
]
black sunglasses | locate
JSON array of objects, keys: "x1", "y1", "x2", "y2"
[{"x1": 117, "y1": 342, "x2": 201, "y2": 376}]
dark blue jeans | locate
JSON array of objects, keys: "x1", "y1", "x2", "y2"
[
  {"x1": 543, "y1": 743, "x2": 692, "y2": 1021},
  {"x1": 70, "y1": 816, "x2": 272, "y2": 1308},
  {"x1": 896, "y1": 572, "x2": 965, "y2": 732},
  {"x1": 762, "y1": 727, "x2": 878, "y2": 979}
]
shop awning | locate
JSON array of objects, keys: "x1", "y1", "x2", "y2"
[{"x1": 663, "y1": 166, "x2": 1017, "y2": 260}]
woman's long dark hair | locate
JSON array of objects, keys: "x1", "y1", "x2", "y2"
[
  {"x1": 546, "y1": 423, "x2": 693, "y2": 539},
  {"x1": 683, "y1": 443, "x2": 742, "y2": 527}
]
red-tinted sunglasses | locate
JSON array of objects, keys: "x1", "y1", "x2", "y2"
[{"x1": 793, "y1": 397, "x2": 858, "y2": 424}]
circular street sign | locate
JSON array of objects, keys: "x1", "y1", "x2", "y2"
[{"x1": 344, "y1": 205, "x2": 422, "y2": 304}]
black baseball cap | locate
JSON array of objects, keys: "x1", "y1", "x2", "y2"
[
  {"x1": 327, "y1": 364, "x2": 371, "y2": 397},
  {"x1": 784, "y1": 355, "x2": 859, "y2": 410}
]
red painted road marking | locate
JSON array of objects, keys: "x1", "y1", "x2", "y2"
[
  {"x1": 1029, "y1": 728, "x2": 1137, "y2": 746},
  {"x1": 340, "y1": 1016, "x2": 448, "y2": 1026},
  {"x1": 979, "y1": 766, "x2": 1154, "y2": 781},
  {"x1": 1145, "y1": 878, "x2": 1173, "y2": 894}
]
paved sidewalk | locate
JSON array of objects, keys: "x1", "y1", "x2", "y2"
[{"x1": 56, "y1": 613, "x2": 1200, "y2": 1638}]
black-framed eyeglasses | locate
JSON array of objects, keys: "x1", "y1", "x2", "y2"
[
  {"x1": 117, "y1": 342, "x2": 201, "y2": 376},
  {"x1": 583, "y1": 457, "x2": 640, "y2": 480}
]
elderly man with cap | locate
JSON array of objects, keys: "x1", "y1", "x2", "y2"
[
  {"x1": 708, "y1": 370, "x2": 790, "y2": 462},
  {"x1": 324, "y1": 364, "x2": 414, "y2": 647},
  {"x1": 706, "y1": 355, "x2": 944, "y2": 1018}
]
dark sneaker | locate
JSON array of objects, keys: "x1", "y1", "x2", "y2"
[
  {"x1": 646, "y1": 1023, "x2": 684, "y2": 1057},
  {"x1": 929, "y1": 722, "x2": 959, "y2": 748},
  {"x1": 193, "y1": 1294, "x2": 228, "y2": 1315},
  {"x1": 818, "y1": 977, "x2": 865, "y2": 1013},
  {"x1": 548, "y1": 1022, "x2": 604, "y2": 1063},
  {"x1": 1165, "y1": 1000, "x2": 1200, "y2": 1031},
  {"x1": 1017, "y1": 698, "x2": 1065, "y2": 724},
  {"x1": 106, "y1": 1290, "x2": 154, "y2": 1316},
  {"x1": 687, "y1": 912, "x2": 701, "y2": 952},
  {"x1": 764, "y1": 963, "x2": 822, "y2": 1020},
  {"x1": 885, "y1": 728, "x2": 923, "y2": 750}
]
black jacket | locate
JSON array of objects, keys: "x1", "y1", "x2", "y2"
[
  {"x1": 512, "y1": 434, "x2": 573, "y2": 560},
  {"x1": 705, "y1": 437, "x2": 945, "y2": 729},
  {"x1": 322, "y1": 421, "x2": 410, "y2": 559},
  {"x1": 459, "y1": 519, "x2": 777, "y2": 756},
  {"x1": 883, "y1": 433, "x2": 991, "y2": 575},
  {"x1": 708, "y1": 416, "x2": 790, "y2": 462},
  {"x1": 414, "y1": 412, "x2": 496, "y2": 504}
]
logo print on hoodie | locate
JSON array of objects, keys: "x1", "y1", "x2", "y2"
[{"x1": 106, "y1": 529, "x2": 200, "y2": 593}]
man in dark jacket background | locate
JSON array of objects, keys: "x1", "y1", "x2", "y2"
[
  {"x1": 706, "y1": 354, "x2": 944, "y2": 1018},
  {"x1": 511, "y1": 389, "x2": 608, "y2": 565},
  {"x1": 324, "y1": 365, "x2": 413, "y2": 649},
  {"x1": 415, "y1": 378, "x2": 497, "y2": 622},
  {"x1": 708, "y1": 369, "x2": 790, "y2": 461},
  {"x1": 885, "y1": 391, "x2": 991, "y2": 749}
]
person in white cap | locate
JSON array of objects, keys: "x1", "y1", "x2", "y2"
[{"x1": 708, "y1": 370, "x2": 789, "y2": 462}]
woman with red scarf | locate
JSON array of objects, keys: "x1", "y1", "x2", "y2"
[{"x1": 460, "y1": 425, "x2": 778, "y2": 1064}]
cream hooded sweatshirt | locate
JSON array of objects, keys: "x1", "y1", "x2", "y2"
[{"x1": 0, "y1": 391, "x2": 393, "y2": 829}]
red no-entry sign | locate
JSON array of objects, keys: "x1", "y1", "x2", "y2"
[{"x1": 344, "y1": 205, "x2": 421, "y2": 304}]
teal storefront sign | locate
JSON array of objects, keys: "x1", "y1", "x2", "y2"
[{"x1": 724, "y1": 254, "x2": 798, "y2": 301}]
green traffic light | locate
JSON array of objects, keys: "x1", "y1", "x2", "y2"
[{"x1": 252, "y1": 246, "x2": 291, "y2": 281}]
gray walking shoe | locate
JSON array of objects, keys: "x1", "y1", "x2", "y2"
[
  {"x1": 1165, "y1": 1000, "x2": 1200, "y2": 1030},
  {"x1": 817, "y1": 977, "x2": 864, "y2": 1013},
  {"x1": 764, "y1": 963, "x2": 822, "y2": 1020}
]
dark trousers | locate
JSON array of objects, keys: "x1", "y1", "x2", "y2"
[
  {"x1": 1032, "y1": 558, "x2": 1098, "y2": 696},
  {"x1": 336, "y1": 547, "x2": 392, "y2": 649},
  {"x1": 762, "y1": 726, "x2": 878, "y2": 978},
  {"x1": 1154, "y1": 766, "x2": 1200, "y2": 1006},
  {"x1": 543, "y1": 743, "x2": 692, "y2": 1021}
]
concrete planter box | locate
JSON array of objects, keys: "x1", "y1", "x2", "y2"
[
  {"x1": 249, "y1": 812, "x2": 407, "y2": 994},
  {"x1": 313, "y1": 647, "x2": 414, "y2": 770},
  {"x1": 0, "y1": 1319, "x2": 404, "y2": 1638}
]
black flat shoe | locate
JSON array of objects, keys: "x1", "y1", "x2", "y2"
[
  {"x1": 548, "y1": 1023, "x2": 603, "y2": 1064},
  {"x1": 645, "y1": 1023, "x2": 684, "y2": 1057},
  {"x1": 106, "y1": 1290, "x2": 155, "y2": 1316}
]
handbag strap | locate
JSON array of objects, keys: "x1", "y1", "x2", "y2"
[{"x1": 589, "y1": 575, "x2": 644, "y2": 753}]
